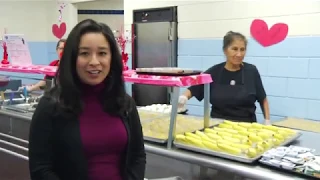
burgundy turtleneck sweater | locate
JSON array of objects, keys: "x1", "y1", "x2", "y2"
[{"x1": 79, "y1": 84, "x2": 128, "y2": 180}]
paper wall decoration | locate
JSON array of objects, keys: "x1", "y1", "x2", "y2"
[
  {"x1": 1, "y1": 28, "x2": 9, "y2": 64},
  {"x1": 52, "y1": 22, "x2": 66, "y2": 39},
  {"x1": 115, "y1": 26, "x2": 135, "y2": 71},
  {"x1": 250, "y1": 19, "x2": 288, "y2": 47},
  {"x1": 57, "y1": 2, "x2": 66, "y2": 22},
  {"x1": 52, "y1": 1, "x2": 67, "y2": 39}
]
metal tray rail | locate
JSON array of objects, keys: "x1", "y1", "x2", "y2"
[
  {"x1": 173, "y1": 127, "x2": 302, "y2": 163},
  {"x1": 146, "y1": 177, "x2": 184, "y2": 180}
]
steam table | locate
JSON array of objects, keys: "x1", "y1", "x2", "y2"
[{"x1": 0, "y1": 109, "x2": 317, "y2": 180}]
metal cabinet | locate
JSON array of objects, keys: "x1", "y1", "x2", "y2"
[
  {"x1": 11, "y1": 118, "x2": 30, "y2": 141},
  {"x1": 0, "y1": 115, "x2": 11, "y2": 135},
  {"x1": 0, "y1": 142, "x2": 29, "y2": 180}
]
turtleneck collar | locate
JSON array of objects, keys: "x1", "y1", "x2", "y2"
[{"x1": 81, "y1": 82, "x2": 105, "y2": 96}]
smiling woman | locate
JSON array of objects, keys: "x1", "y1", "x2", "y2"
[
  {"x1": 77, "y1": 32, "x2": 111, "y2": 85},
  {"x1": 178, "y1": 31, "x2": 270, "y2": 124},
  {"x1": 28, "y1": 19, "x2": 146, "y2": 180}
]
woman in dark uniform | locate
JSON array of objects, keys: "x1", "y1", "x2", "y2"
[
  {"x1": 179, "y1": 31, "x2": 270, "y2": 124},
  {"x1": 24, "y1": 39, "x2": 66, "y2": 91}
]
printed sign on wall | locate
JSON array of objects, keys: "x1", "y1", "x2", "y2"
[{"x1": 3, "y1": 34, "x2": 33, "y2": 66}]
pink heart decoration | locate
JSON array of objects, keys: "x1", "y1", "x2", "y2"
[
  {"x1": 250, "y1": 19, "x2": 288, "y2": 47},
  {"x1": 52, "y1": 22, "x2": 67, "y2": 39}
]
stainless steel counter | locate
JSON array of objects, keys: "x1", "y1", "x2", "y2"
[
  {"x1": 145, "y1": 130, "x2": 317, "y2": 180},
  {"x1": 0, "y1": 109, "x2": 317, "y2": 180},
  {"x1": 0, "y1": 108, "x2": 32, "y2": 121}
]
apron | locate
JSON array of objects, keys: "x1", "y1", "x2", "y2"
[{"x1": 210, "y1": 63, "x2": 256, "y2": 122}]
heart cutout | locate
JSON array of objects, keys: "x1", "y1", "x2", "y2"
[
  {"x1": 250, "y1": 19, "x2": 288, "y2": 47},
  {"x1": 52, "y1": 22, "x2": 67, "y2": 39}
]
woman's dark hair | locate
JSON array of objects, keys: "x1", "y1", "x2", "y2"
[
  {"x1": 56, "y1": 39, "x2": 66, "y2": 50},
  {"x1": 223, "y1": 31, "x2": 247, "y2": 50},
  {"x1": 49, "y1": 19, "x2": 126, "y2": 117}
]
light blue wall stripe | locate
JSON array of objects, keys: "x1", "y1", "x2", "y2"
[{"x1": 126, "y1": 36, "x2": 320, "y2": 123}]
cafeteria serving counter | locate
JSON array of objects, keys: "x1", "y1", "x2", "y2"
[{"x1": 0, "y1": 109, "x2": 317, "y2": 180}]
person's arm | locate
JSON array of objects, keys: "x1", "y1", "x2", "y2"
[
  {"x1": 183, "y1": 68, "x2": 215, "y2": 102},
  {"x1": 254, "y1": 67, "x2": 270, "y2": 123},
  {"x1": 28, "y1": 80, "x2": 46, "y2": 92},
  {"x1": 28, "y1": 97, "x2": 60, "y2": 180},
  {"x1": 262, "y1": 98, "x2": 270, "y2": 120},
  {"x1": 182, "y1": 89, "x2": 192, "y2": 100},
  {"x1": 178, "y1": 83, "x2": 204, "y2": 107},
  {"x1": 28, "y1": 60, "x2": 58, "y2": 92},
  {"x1": 127, "y1": 97, "x2": 146, "y2": 180}
]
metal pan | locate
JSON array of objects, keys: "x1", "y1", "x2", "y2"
[
  {"x1": 279, "y1": 131, "x2": 302, "y2": 146},
  {"x1": 138, "y1": 109, "x2": 169, "y2": 123},
  {"x1": 173, "y1": 129, "x2": 302, "y2": 163},
  {"x1": 144, "y1": 136, "x2": 167, "y2": 144},
  {"x1": 146, "y1": 177, "x2": 184, "y2": 180},
  {"x1": 173, "y1": 142, "x2": 260, "y2": 163}
]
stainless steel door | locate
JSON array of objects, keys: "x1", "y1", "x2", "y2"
[
  {"x1": 133, "y1": 22, "x2": 177, "y2": 106},
  {"x1": 135, "y1": 22, "x2": 175, "y2": 67}
]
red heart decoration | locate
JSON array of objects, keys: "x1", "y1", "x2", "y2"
[
  {"x1": 250, "y1": 19, "x2": 288, "y2": 47},
  {"x1": 52, "y1": 22, "x2": 67, "y2": 39}
]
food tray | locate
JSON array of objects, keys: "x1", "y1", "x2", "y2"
[
  {"x1": 280, "y1": 131, "x2": 302, "y2": 146},
  {"x1": 173, "y1": 127, "x2": 302, "y2": 163},
  {"x1": 136, "y1": 71, "x2": 202, "y2": 76},
  {"x1": 138, "y1": 109, "x2": 171, "y2": 143},
  {"x1": 259, "y1": 160, "x2": 320, "y2": 179},
  {"x1": 136, "y1": 67, "x2": 193, "y2": 73},
  {"x1": 142, "y1": 115, "x2": 221, "y2": 144},
  {"x1": 136, "y1": 67, "x2": 202, "y2": 76},
  {"x1": 137, "y1": 109, "x2": 168, "y2": 123}
]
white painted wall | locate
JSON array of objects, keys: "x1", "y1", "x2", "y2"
[
  {"x1": 72, "y1": 0, "x2": 97, "y2": 3},
  {"x1": 77, "y1": 0, "x2": 124, "y2": 31},
  {"x1": 124, "y1": 0, "x2": 320, "y2": 40},
  {"x1": 123, "y1": 0, "x2": 201, "y2": 54},
  {"x1": 0, "y1": 1, "x2": 77, "y2": 42},
  {"x1": 0, "y1": 1, "x2": 51, "y2": 41},
  {"x1": 178, "y1": 1, "x2": 320, "y2": 39}
]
